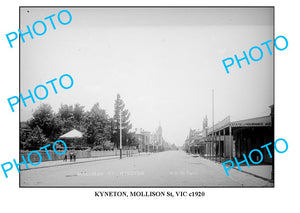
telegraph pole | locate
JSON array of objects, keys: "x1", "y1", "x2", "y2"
[
  {"x1": 120, "y1": 110, "x2": 122, "y2": 159},
  {"x1": 212, "y1": 89, "x2": 215, "y2": 162}
]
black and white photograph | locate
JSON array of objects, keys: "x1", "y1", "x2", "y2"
[
  {"x1": 2, "y1": 0, "x2": 300, "y2": 212},
  {"x1": 19, "y1": 7, "x2": 275, "y2": 187}
]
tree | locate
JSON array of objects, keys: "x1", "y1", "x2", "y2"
[
  {"x1": 23, "y1": 126, "x2": 49, "y2": 150},
  {"x1": 83, "y1": 103, "x2": 111, "y2": 148},
  {"x1": 112, "y1": 94, "x2": 133, "y2": 148},
  {"x1": 57, "y1": 104, "x2": 74, "y2": 133},
  {"x1": 73, "y1": 103, "x2": 85, "y2": 126},
  {"x1": 127, "y1": 131, "x2": 138, "y2": 148},
  {"x1": 57, "y1": 103, "x2": 86, "y2": 134},
  {"x1": 28, "y1": 104, "x2": 61, "y2": 140}
]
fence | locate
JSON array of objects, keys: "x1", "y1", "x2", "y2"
[{"x1": 20, "y1": 149, "x2": 139, "y2": 163}]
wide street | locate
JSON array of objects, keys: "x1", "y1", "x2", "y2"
[{"x1": 20, "y1": 150, "x2": 273, "y2": 187}]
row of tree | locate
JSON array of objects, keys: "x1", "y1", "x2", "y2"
[{"x1": 20, "y1": 94, "x2": 137, "y2": 150}]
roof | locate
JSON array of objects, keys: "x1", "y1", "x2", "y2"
[
  {"x1": 59, "y1": 129, "x2": 83, "y2": 138},
  {"x1": 207, "y1": 115, "x2": 272, "y2": 134},
  {"x1": 231, "y1": 115, "x2": 271, "y2": 127},
  {"x1": 207, "y1": 116, "x2": 231, "y2": 133}
]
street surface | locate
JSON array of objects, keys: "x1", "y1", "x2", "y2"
[{"x1": 20, "y1": 150, "x2": 273, "y2": 187}]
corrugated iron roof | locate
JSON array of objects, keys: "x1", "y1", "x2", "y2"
[{"x1": 59, "y1": 129, "x2": 83, "y2": 138}]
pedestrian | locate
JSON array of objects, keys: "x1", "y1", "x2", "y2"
[
  {"x1": 70, "y1": 151, "x2": 73, "y2": 162},
  {"x1": 63, "y1": 155, "x2": 68, "y2": 162}
]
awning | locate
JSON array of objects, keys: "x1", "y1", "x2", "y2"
[{"x1": 231, "y1": 115, "x2": 272, "y2": 127}]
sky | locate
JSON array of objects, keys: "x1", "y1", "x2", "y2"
[{"x1": 20, "y1": 7, "x2": 274, "y2": 146}]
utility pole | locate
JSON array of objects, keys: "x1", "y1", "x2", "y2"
[
  {"x1": 120, "y1": 109, "x2": 122, "y2": 159},
  {"x1": 219, "y1": 131, "x2": 221, "y2": 163},
  {"x1": 212, "y1": 89, "x2": 215, "y2": 162}
]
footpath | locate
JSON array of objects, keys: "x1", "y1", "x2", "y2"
[
  {"x1": 20, "y1": 152, "x2": 151, "y2": 171},
  {"x1": 233, "y1": 164, "x2": 272, "y2": 181},
  {"x1": 191, "y1": 154, "x2": 273, "y2": 182}
]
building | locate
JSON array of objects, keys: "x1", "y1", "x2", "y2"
[
  {"x1": 134, "y1": 123, "x2": 167, "y2": 152},
  {"x1": 184, "y1": 129, "x2": 202, "y2": 154},
  {"x1": 185, "y1": 106, "x2": 274, "y2": 164},
  {"x1": 134, "y1": 128, "x2": 151, "y2": 152}
]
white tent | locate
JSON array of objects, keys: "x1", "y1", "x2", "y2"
[{"x1": 59, "y1": 129, "x2": 83, "y2": 138}]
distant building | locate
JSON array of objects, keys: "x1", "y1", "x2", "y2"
[
  {"x1": 184, "y1": 128, "x2": 205, "y2": 154},
  {"x1": 203, "y1": 115, "x2": 208, "y2": 130},
  {"x1": 134, "y1": 128, "x2": 151, "y2": 152},
  {"x1": 134, "y1": 123, "x2": 167, "y2": 152}
]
